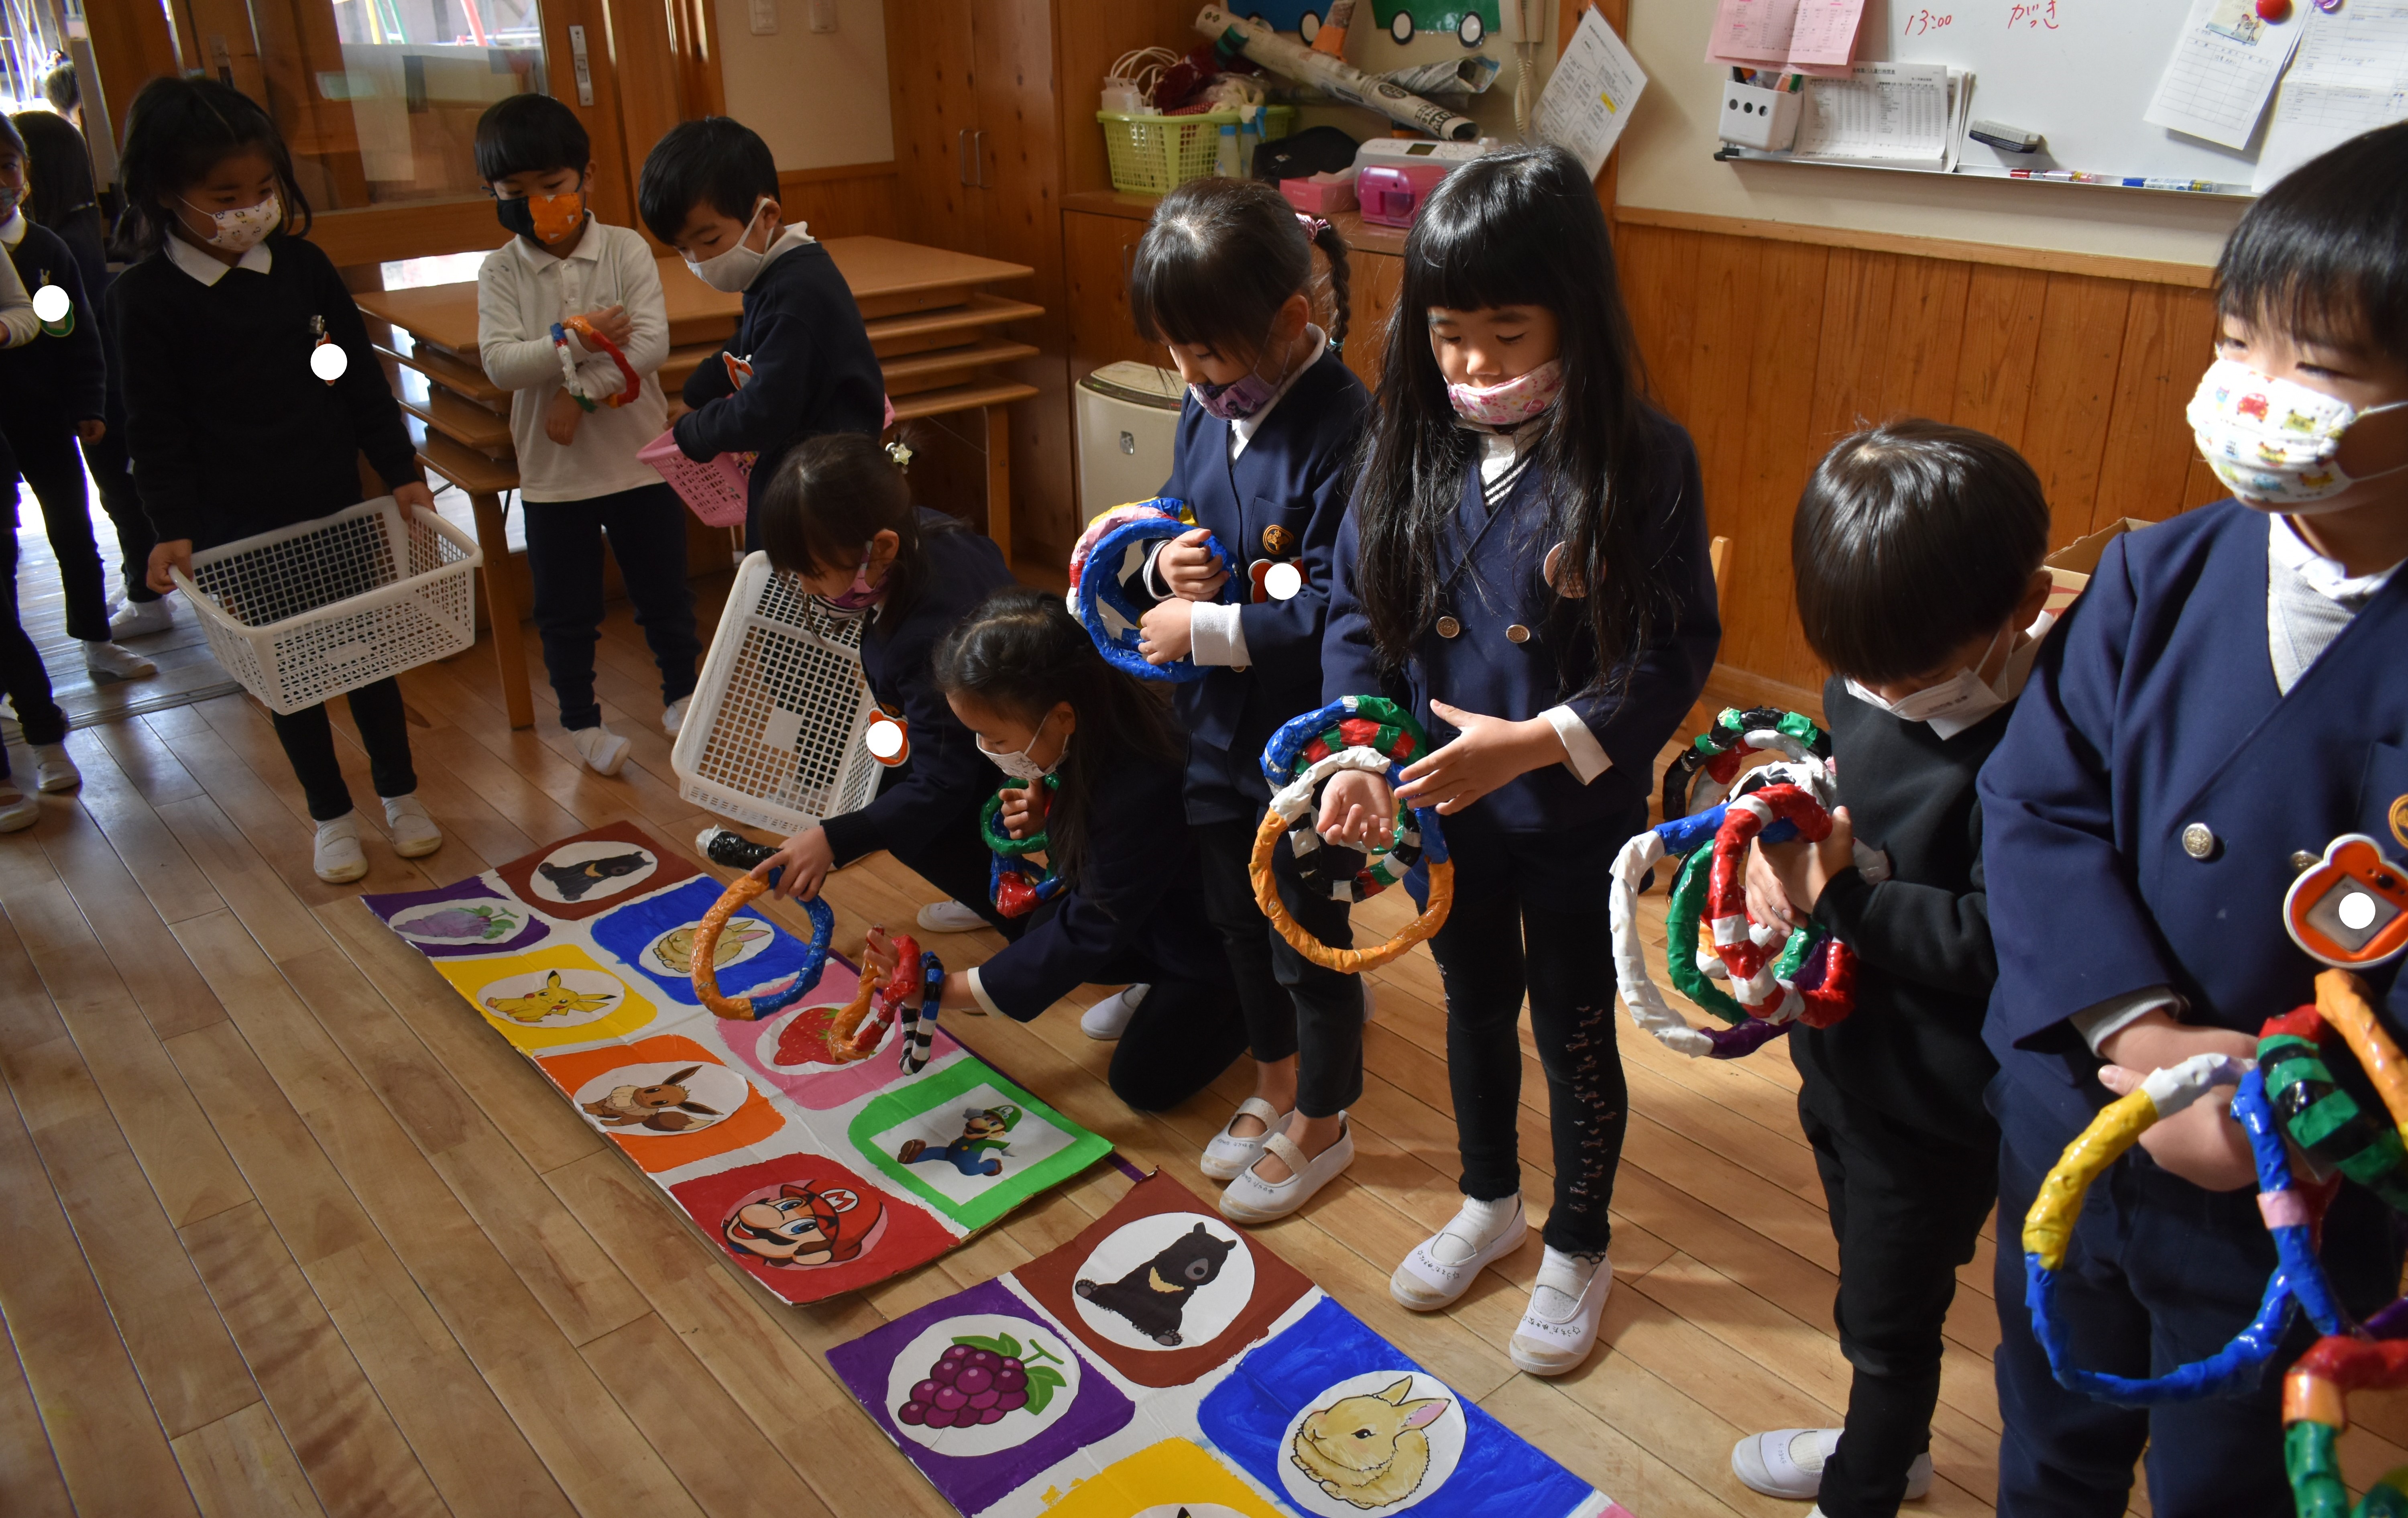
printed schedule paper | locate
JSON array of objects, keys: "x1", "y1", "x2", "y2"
[
  {"x1": 2253, "y1": 0, "x2": 2408, "y2": 189},
  {"x1": 1536, "y1": 6, "x2": 1649, "y2": 178},
  {"x1": 2144, "y1": 0, "x2": 2304, "y2": 150},
  {"x1": 1708, "y1": 0, "x2": 1867, "y2": 73},
  {"x1": 1791, "y1": 60, "x2": 1952, "y2": 163}
]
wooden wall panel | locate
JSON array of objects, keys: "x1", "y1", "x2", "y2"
[{"x1": 775, "y1": 166, "x2": 903, "y2": 240}]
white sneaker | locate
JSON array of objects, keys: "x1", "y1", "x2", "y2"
[
  {"x1": 0, "y1": 784, "x2": 37, "y2": 832},
  {"x1": 1391, "y1": 1194, "x2": 1527, "y2": 1310},
  {"x1": 1221, "y1": 1117, "x2": 1354, "y2": 1224},
  {"x1": 314, "y1": 815, "x2": 367, "y2": 883},
  {"x1": 570, "y1": 724, "x2": 630, "y2": 776},
  {"x1": 663, "y1": 696, "x2": 690, "y2": 736},
  {"x1": 1509, "y1": 1247, "x2": 1613, "y2": 1376},
  {"x1": 916, "y1": 900, "x2": 990, "y2": 934},
  {"x1": 1731, "y1": 1429, "x2": 1933, "y2": 1502},
  {"x1": 33, "y1": 743, "x2": 79, "y2": 793},
  {"x1": 109, "y1": 599, "x2": 174, "y2": 639},
  {"x1": 83, "y1": 640, "x2": 155, "y2": 681},
  {"x1": 1202, "y1": 1096, "x2": 1288, "y2": 1181},
  {"x1": 1080, "y1": 983, "x2": 1149, "y2": 1041},
  {"x1": 383, "y1": 795, "x2": 443, "y2": 859}
]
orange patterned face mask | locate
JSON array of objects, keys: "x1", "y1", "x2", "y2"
[{"x1": 496, "y1": 186, "x2": 585, "y2": 245}]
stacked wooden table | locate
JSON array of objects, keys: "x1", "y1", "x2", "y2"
[{"x1": 354, "y1": 236, "x2": 1042, "y2": 728}]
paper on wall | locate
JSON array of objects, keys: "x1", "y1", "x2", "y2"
[
  {"x1": 1534, "y1": 7, "x2": 1647, "y2": 178},
  {"x1": 2143, "y1": 0, "x2": 2303, "y2": 151},
  {"x1": 1708, "y1": 0, "x2": 1866, "y2": 75},
  {"x1": 2253, "y1": 0, "x2": 2408, "y2": 190},
  {"x1": 1791, "y1": 60, "x2": 1952, "y2": 164}
]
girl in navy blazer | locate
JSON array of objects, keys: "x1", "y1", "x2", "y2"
[
  {"x1": 1123, "y1": 177, "x2": 1373, "y2": 1221},
  {"x1": 1319, "y1": 147, "x2": 1719, "y2": 1377},
  {"x1": 750, "y1": 434, "x2": 1018, "y2": 925}
]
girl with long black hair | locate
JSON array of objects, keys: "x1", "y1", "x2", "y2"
[{"x1": 1318, "y1": 146, "x2": 1720, "y2": 1376}]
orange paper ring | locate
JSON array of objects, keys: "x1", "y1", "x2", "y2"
[
  {"x1": 1250, "y1": 805, "x2": 1452, "y2": 974},
  {"x1": 2315, "y1": 968, "x2": 2408, "y2": 1139}
]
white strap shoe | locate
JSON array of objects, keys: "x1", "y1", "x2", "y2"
[
  {"x1": 571, "y1": 724, "x2": 630, "y2": 776},
  {"x1": 1508, "y1": 1247, "x2": 1612, "y2": 1376},
  {"x1": 1390, "y1": 1194, "x2": 1527, "y2": 1310},
  {"x1": 1079, "y1": 983, "x2": 1148, "y2": 1041},
  {"x1": 383, "y1": 795, "x2": 444, "y2": 859},
  {"x1": 1220, "y1": 1118, "x2": 1354, "y2": 1224},
  {"x1": 314, "y1": 815, "x2": 367, "y2": 883},
  {"x1": 662, "y1": 696, "x2": 690, "y2": 736},
  {"x1": 0, "y1": 784, "x2": 39, "y2": 833},
  {"x1": 1202, "y1": 1096, "x2": 1286, "y2": 1180},
  {"x1": 916, "y1": 900, "x2": 990, "y2": 934},
  {"x1": 1731, "y1": 1428, "x2": 1934, "y2": 1502},
  {"x1": 33, "y1": 743, "x2": 79, "y2": 794}
]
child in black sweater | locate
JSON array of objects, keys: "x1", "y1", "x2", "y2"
[
  {"x1": 110, "y1": 77, "x2": 443, "y2": 884},
  {"x1": 1728, "y1": 420, "x2": 2054, "y2": 1518},
  {"x1": 635, "y1": 118, "x2": 884, "y2": 552}
]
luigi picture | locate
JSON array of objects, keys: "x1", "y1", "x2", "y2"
[{"x1": 900, "y1": 1104, "x2": 1022, "y2": 1178}]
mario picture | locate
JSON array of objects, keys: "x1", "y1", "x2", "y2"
[
  {"x1": 669, "y1": 1152, "x2": 952, "y2": 1304},
  {"x1": 723, "y1": 1178, "x2": 886, "y2": 1269}
]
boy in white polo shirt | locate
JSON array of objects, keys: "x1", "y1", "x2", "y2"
[{"x1": 474, "y1": 92, "x2": 699, "y2": 775}]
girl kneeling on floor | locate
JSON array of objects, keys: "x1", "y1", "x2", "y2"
[{"x1": 1318, "y1": 146, "x2": 1719, "y2": 1376}]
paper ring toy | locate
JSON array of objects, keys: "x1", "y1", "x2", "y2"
[
  {"x1": 1610, "y1": 800, "x2": 1804, "y2": 1060},
  {"x1": 1250, "y1": 743, "x2": 1452, "y2": 974},
  {"x1": 2020, "y1": 1051, "x2": 2291, "y2": 1406},
  {"x1": 979, "y1": 775, "x2": 1058, "y2": 857},
  {"x1": 1659, "y1": 705, "x2": 1831, "y2": 824},
  {"x1": 1703, "y1": 782, "x2": 1856, "y2": 1029},
  {"x1": 690, "y1": 874, "x2": 834, "y2": 1021},
  {"x1": 1065, "y1": 499, "x2": 1239, "y2": 682},
  {"x1": 2284, "y1": 835, "x2": 2408, "y2": 970},
  {"x1": 2232, "y1": 1062, "x2": 2347, "y2": 1339},
  {"x1": 2284, "y1": 1335, "x2": 2408, "y2": 1518},
  {"x1": 2257, "y1": 970, "x2": 2408, "y2": 1217},
  {"x1": 1260, "y1": 696, "x2": 1430, "y2": 903}
]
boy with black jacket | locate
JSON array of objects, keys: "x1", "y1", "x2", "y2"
[
  {"x1": 1728, "y1": 420, "x2": 2056, "y2": 1518},
  {"x1": 634, "y1": 117, "x2": 883, "y2": 551}
]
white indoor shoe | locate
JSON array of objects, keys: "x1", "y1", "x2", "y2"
[
  {"x1": 916, "y1": 900, "x2": 990, "y2": 935},
  {"x1": 0, "y1": 783, "x2": 38, "y2": 832},
  {"x1": 1221, "y1": 1117, "x2": 1354, "y2": 1224},
  {"x1": 1508, "y1": 1247, "x2": 1613, "y2": 1376},
  {"x1": 83, "y1": 639, "x2": 155, "y2": 681},
  {"x1": 1391, "y1": 1193, "x2": 1528, "y2": 1310},
  {"x1": 663, "y1": 696, "x2": 690, "y2": 736},
  {"x1": 1731, "y1": 1428, "x2": 1933, "y2": 1502},
  {"x1": 109, "y1": 599, "x2": 174, "y2": 638},
  {"x1": 571, "y1": 724, "x2": 630, "y2": 776},
  {"x1": 33, "y1": 743, "x2": 79, "y2": 793},
  {"x1": 383, "y1": 795, "x2": 444, "y2": 859},
  {"x1": 314, "y1": 815, "x2": 367, "y2": 883},
  {"x1": 1202, "y1": 1096, "x2": 1288, "y2": 1181},
  {"x1": 1080, "y1": 983, "x2": 1149, "y2": 1041}
]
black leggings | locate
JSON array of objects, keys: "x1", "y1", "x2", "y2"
[
  {"x1": 6, "y1": 422, "x2": 108, "y2": 642},
  {"x1": 0, "y1": 519, "x2": 65, "y2": 772},
  {"x1": 1193, "y1": 815, "x2": 1365, "y2": 1118},
  {"x1": 270, "y1": 677, "x2": 417, "y2": 822},
  {"x1": 1426, "y1": 817, "x2": 1628, "y2": 1255},
  {"x1": 85, "y1": 387, "x2": 156, "y2": 605},
  {"x1": 522, "y1": 485, "x2": 700, "y2": 730}
]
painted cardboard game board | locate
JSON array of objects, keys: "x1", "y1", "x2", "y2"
[
  {"x1": 828, "y1": 1170, "x2": 1636, "y2": 1518},
  {"x1": 364, "y1": 823, "x2": 1113, "y2": 1303}
]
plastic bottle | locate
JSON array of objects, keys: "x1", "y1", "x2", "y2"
[
  {"x1": 1236, "y1": 106, "x2": 1262, "y2": 177},
  {"x1": 1216, "y1": 121, "x2": 1241, "y2": 177}
]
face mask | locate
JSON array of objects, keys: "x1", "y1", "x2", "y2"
[
  {"x1": 815, "y1": 542, "x2": 883, "y2": 613},
  {"x1": 496, "y1": 186, "x2": 584, "y2": 244},
  {"x1": 1448, "y1": 358, "x2": 1564, "y2": 428},
  {"x1": 979, "y1": 715, "x2": 1064, "y2": 783},
  {"x1": 183, "y1": 191, "x2": 280, "y2": 253},
  {"x1": 1187, "y1": 327, "x2": 1294, "y2": 422},
  {"x1": 0, "y1": 186, "x2": 21, "y2": 220},
  {"x1": 684, "y1": 197, "x2": 772, "y2": 293},
  {"x1": 1845, "y1": 623, "x2": 2014, "y2": 740},
  {"x1": 2188, "y1": 358, "x2": 2408, "y2": 510}
]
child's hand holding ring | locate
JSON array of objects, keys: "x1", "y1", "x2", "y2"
[
  {"x1": 1317, "y1": 769, "x2": 1392, "y2": 850},
  {"x1": 1158, "y1": 528, "x2": 1229, "y2": 600},
  {"x1": 998, "y1": 785, "x2": 1045, "y2": 839},
  {"x1": 577, "y1": 304, "x2": 633, "y2": 348},
  {"x1": 1138, "y1": 598, "x2": 1195, "y2": 664}
]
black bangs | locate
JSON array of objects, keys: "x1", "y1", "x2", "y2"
[
  {"x1": 2219, "y1": 120, "x2": 2408, "y2": 365},
  {"x1": 1130, "y1": 175, "x2": 1351, "y2": 353},
  {"x1": 637, "y1": 117, "x2": 779, "y2": 245},
  {"x1": 116, "y1": 76, "x2": 312, "y2": 259},
  {"x1": 1406, "y1": 153, "x2": 1594, "y2": 318},
  {"x1": 474, "y1": 93, "x2": 590, "y2": 183}
]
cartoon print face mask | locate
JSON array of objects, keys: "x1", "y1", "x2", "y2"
[
  {"x1": 1447, "y1": 358, "x2": 1564, "y2": 429},
  {"x1": 185, "y1": 191, "x2": 281, "y2": 253},
  {"x1": 2188, "y1": 358, "x2": 2408, "y2": 511},
  {"x1": 496, "y1": 185, "x2": 586, "y2": 244}
]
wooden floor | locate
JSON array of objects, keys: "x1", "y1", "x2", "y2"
[{"x1": 4, "y1": 507, "x2": 2405, "y2": 1518}]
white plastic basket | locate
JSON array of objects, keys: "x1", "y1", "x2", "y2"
[
  {"x1": 171, "y1": 497, "x2": 483, "y2": 717},
  {"x1": 671, "y1": 550, "x2": 884, "y2": 835}
]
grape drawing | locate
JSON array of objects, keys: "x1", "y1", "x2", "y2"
[{"x1": 894, "y1": 1331, "x2": 1067, "y2": 1428}]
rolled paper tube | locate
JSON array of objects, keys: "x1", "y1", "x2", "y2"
[
  {"x1": 2285, "y1": 1420, "x2": 2350, "y2": 1518},
  {"x1": 1196, "y1": 6, "x2": 1481, "y2": 141},
  {"x1": 2023, "y1": 1051, "x2": 2246, "y2": 1267},
  {"x1": 2235, "y1": 1067, "x2": 2346, "y2": 1336},
  {"x1": 689, "y1": 877, "x2": 835, "y2": 1020},
  {"x1": 849, "y1": 932, "x2": 923, "y2": 1053},
  {"x1": 830, "y1": 964, "x2": 881, "y2": 1047},
  {"x1": 2315, "y1": 969, "x2": 2408, "y2": 1139}
]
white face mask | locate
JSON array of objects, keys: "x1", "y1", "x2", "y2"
[
  {"x1": 684, "y1": 197, "x2": 772, "y2": 293},
  {"x1": 978, "y1": 714, "x2": 1064, "y2": 782},
  {"x1": 2187, "y1": 358, "x2": 2408, "y2": 511},
  {"x1": 184, "y1": 191, "x2": 280, "y2": 253},
  {"x1": 1845, "y1": 623, "x2": 2015, "y2": 740}
]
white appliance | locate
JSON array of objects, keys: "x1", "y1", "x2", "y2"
[{"x1": 1075, "y1": 361, "x2": 1184, "y2": 519}]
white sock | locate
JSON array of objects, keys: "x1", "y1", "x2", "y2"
[
  {"x1": 1429, "y1": 1194, "x2": 1520, "y2": 1266},
  {"x1": 1527, "y1": 1246, "x2": 1607, "y2": 1322}
]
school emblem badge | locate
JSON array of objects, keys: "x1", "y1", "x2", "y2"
[
  {"x1": 2390, "y1": 793, "x2": 2408, "y2": 851},
  {"x1": 1262, "y1": 524, "x2": 1296, "y2": 557}
]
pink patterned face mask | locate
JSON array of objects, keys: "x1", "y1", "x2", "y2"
[{"x1": 1447, "y1": 359, "x2": 1564, "y2": 428}]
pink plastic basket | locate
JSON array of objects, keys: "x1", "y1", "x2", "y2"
[{"x1": 640, "y1": 430, "x2": 753, "y2": 528}]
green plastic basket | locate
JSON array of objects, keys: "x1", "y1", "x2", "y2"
[{"x1": 1097, "y1": 106, "x2": 1297, "y2": 195}]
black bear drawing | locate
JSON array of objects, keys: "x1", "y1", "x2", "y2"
[
  {"x1": 1073, "y1": 1221, "x2": 1236, "y2": 1346},
  {"x1": 536, "y1": 850, "x2": 650, "y2": 901}
]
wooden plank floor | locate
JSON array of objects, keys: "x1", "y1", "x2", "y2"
[{"x1": 5, "y1": 505, "x2": 2405, "y2": 1517}]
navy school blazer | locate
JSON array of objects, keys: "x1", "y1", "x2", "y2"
[
  {"x1": 1319, "y1": 409, "x2": 1720, "y2": 839},
  {"x1": 1161, "y1": 343, "x2": 1369, "y2": 821},
  {"x1": 817, "y1": 511, "x2": 1017, "y2": 868},
  {"x1": 1981, "y1": 498, "x2": 2408, "y2": 1146},
  {"x1": 971, "y1": 745, "x2": 1232, "y2": 1021},
  {"x1": 0, "y1": 218, "x2": 104, "y2": 426}
]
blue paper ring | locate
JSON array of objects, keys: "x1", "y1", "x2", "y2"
[
  {"x1": 1074, "y1": 513, "x2": 1238, "y2": 683},
  {"x1": 742, "y1": 894, "x2": 834, "y2": 1019}
]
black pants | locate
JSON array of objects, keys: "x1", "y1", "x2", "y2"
[
  {"x1": 1427, "y1": 817, "x2": 1628, "y2": 1255},
  {"x1": 1799, "y1": 1079, "x2": 1995, "y2": 1518},
  {"x1": 1193, "y1": 815, "x2": 1365, "y2": 1118},
  {"x1": 5, "y1": 421, "x2": 108, "y2": 641},
  {"x1": 269, "y1": 676, "x2": 417, "y2": 822},
  {"x1": 1991, "y1": 1075, "x2": 2402, "y2": 1517},
  {"x1": 522, "y1": 485, "x2": 700, "y2": 731},
  {"x1": 85, "y1": 389, "x2": 156, "y2": 605},
  {"x1": 0, "y1": 519, "x2": 66, "y2": 774}
]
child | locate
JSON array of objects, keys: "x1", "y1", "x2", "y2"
[
  {"x1": 0, "y1": 112, "x2": 151, "y2": 683},
  {"x1": 851, "y1": 585, "x2": 1247, "y2": 1113},
  {"x1": 109, "y1": 77, "x2": 443, "y2": 883},
  {"x1": 747, "y1": 432, "x2": 1017, "y2": 919},
  {"x1": 0, "y1": 422, "x2": 72, "y2": 825},
  {"x1": 14, "y1": 108, "x2": 159, "y2": 644},
  {"x1": 1980, "y1": 124, "x2": 2408, "y2": 1516},
  {"x1": 474, "y1": 92, "x2": 700, "y2": 774},
  {"x1": 1725, "y1": 421, "x2": 2052, "y2": 1518},
  {"x1": 635, "y1": 117, "x2": 884, "y2": 551},
  {"x1": 1317, "y1": 146, "x2": 1718, "y2": 1376},
  {"x1": 1121, "y1": 176, "x2": 1372, "y2": 1221}
]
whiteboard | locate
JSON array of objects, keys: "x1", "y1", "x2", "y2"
[{"x1": 1746, "y1": 0, "x2": 2290, "y2": 195}]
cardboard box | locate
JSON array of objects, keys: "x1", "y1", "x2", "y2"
[{"x1": 2042, "y1": 517, "x2": 2157, "y2": 615}]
